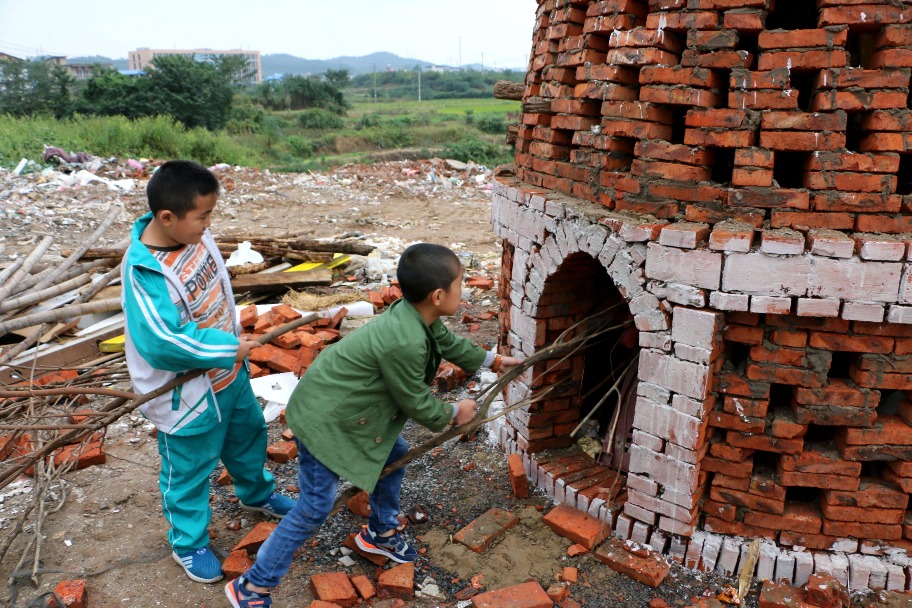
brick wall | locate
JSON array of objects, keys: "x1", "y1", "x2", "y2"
[{"x1": 496, "y1": 2, "x2": 912, "y2": 586}]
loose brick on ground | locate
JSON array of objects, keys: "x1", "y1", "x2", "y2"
[
  {"x1": 233, "y1": 522, "x2": 277, "y2": 553},
  {"x1": 543, "y1": 505, "x2": 611, "y2": 550},
  {"x1": 377, "y1": 562, "x2": 414, "y2": 600},
  {"x1": 453, "y1": 508, "x2": 519, "y2": 553},
  {"x1": 471, "y1": 581, "x2": 553, "y2": 608},
  {"x1": 222, "y1": 549, "x2": 253, "y2": 579},
  {"x1": 593, "y1": 537, "x2": 671, "y2": 588},
  {"x1": 50, "y1": 579, "x2": 87, "y2": 608},
  {"x1": 310, "y1": 571, "x2": 358, "y2": 607}
]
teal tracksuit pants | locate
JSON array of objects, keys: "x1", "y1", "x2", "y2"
[{"x1": 156, "y1": 368, "x2": 275, "y2": 552}]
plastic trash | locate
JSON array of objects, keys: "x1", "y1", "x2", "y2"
[
  {"x1": 13, "y1": 158, "x2": 27, "y2": 175},
  {"x1": 127, "y1": 159, "x2": 144, "y2": 171},
  {"x1": 226, "y1": 241, "x2": 264, "y2": 267}
]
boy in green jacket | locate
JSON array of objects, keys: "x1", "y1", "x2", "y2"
[{"x1": 226, "y1": 243, "x2": 520, "y2": 607}]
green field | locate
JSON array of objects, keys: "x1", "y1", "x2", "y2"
[{"x1": 1, "y1": 97, "x2": 521, "y2": 173}]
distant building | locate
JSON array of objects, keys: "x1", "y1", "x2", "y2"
[
  {"x1": 129, "y1": 48, "x2": 262, "y2": 84},
  {"x1": 0, "y1": 52, "x2": 21, "y2": 62},
  {"x1": 426, "y1": 64, "x2": 461, "y2": 73},
  {"x1": 65, "y1": 62, "x2": 113, "y2": 80},
  {"x1": 37, "y1": 55, "x2": 67, "y2": 66}
]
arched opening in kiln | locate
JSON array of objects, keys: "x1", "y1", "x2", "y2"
[{"x1": 534, "y1": 252, "x2": 640, "y2": 474}]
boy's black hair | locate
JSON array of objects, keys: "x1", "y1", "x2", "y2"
[
  {"x1": 146, "y1": 160, "x2": 220, "y2": 218},
  {"x1": 397, "y1": 243, "x2": 462, "y2": 303}
]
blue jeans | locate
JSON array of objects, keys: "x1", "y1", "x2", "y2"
[{"x1": 244, "y1": 435, "x2": 409, "y2": 589}]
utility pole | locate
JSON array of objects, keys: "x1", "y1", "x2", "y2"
[
  {"x1": 418, "y1": 64, "x2": 422, "y2": 102},
  {"x1": 481, "y1": 52, "x2": 484, "y2": 74},
  {"x1": 372, "y1": 63, "x2": 376, "y2": 102},
  {"x1": 458, "y1": 37, "x2": 462, "y2": 69}
]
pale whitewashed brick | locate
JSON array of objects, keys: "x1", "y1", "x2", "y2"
[
  {"x1": 750, "y1": 295, "x2": 792, "y2": 315},
  {"x1": 809, "y1": 257, "x2": 901, "y2": 302},
  {"x1": 672, "y1": 306, "x2": 722, "y2": 349},
  {"x1": 709, "y1": 291, "x2": 750, "y2": 311},
  {"x1": 723, "y1": 252, "x2": 810, "y2": 296},
  {"x1": 796, "y1": 297, "x2": 840, "y2": 317},
  {"x1": 646, "y1": 243, "x2": 722, "y2": 290},
  {"x1": 639, "y1": 350, "x2": 710, "y2": 400},
  {"x1": 841, "y1": 301, "x2": 885, "y2": 322},
  {"x1": 666, "y1": 283, "x2": 707, "y2": 307}
]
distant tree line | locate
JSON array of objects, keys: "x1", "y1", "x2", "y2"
[
  {"x1": 349, "y1": 67, "x2": 523, "y2": 100},
  {"x1": 0, "y1": 58, "x2": 520, "y2": 132}
]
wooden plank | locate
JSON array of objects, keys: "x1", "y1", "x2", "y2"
[
  {"x1": 229, "y1": 268, "x2": 332, "y2": 292},
  {"x1": 0, "y1": 324, "x2": 125, "y2": 383}
]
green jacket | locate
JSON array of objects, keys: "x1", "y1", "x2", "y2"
[{"x1": 286, "y1": 298, "x2": 487, "y2": 492}]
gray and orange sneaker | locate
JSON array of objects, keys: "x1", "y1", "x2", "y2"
[{"x1": 355, "y1": 525, "x2": 418, "y2": 563}]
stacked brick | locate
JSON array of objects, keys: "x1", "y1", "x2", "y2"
[
  {"x1": 516, "y1": 0, "x2": 912, "y2": 233},
  {"x1": 501, "y1": 0, "x2": 912, "y2": 590}
]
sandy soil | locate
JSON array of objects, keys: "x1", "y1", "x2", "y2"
[{"x1": 0, "y1": 160, "x2": 752, "y2": 608}]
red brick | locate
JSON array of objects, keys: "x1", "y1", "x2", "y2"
[
  {"x1": 217, "y1": 469, "x2": 233, "y2": 485},
  {"x1": 735, "y1": 147, "x2": 775, "y2": 168},
  {"x1": 688, "y1": 28, "x2": 739, "y2": 51},
  {"x1": 823, "y1": 520, "x2": 901, "y2": 540},
  {"x1": 546, "y1": 583, "x2": 570, "y2": 603},
  {"x1": 838, "y1": 415, "x2": 912, "y2": 446},
  {"x1": 681, "y1": 48, "x2": 755, "y2": 69},
  {"x1": 870, "y1": 48, "x2": 912, "y2": 69},
  {"x1": 471, "y1": 581, "x2": 553, "y2": 608},
  {"x1": 746, "y1": 363, "x2": 825, "y2": 389},
  {"x1": 805, "y1": 172, "x2": 897, "y2": 193},
  {"x1": 807, "y1": 152, "x2": 899, "y2": 174},
  {"x1": 817, "y1": 67, "x2": 911, "y2": 90},
  {"x1": 760, "y1": 131, "x2": 846, "y2": 152},
  {"x1": 819, "y1": 5, "x2": 912, "y2": 28},
  {"x1": 239, "y1": 304, "x2": 259, "y2": 328},
  {"x1": 271, "y1": 304, "x2": 302, "y2": 324},
  {"x1": 805, "y1": 573, "x2": 849, "y2": 608},
  {"x1": 731, "y1": 187, "x2": 810, "y2": 210},
  {"x1": 631, "y1": 159, "x2": 712, "y2": 182},
  {"x1": 685, "y1": 129, "x2": 756, "y2": 148},
  {"x1": 876, "y1": 24, "x2": 912, "y2": 47},
  {"x1": 222, "y1": 549, "x2": 254, "y2": 579},
  {"x1": 233, "y1": 522, "x2": 277, "y2": 553},
  {"x1": 730, "y1": 68, "x2": 791, "y2": 90},
  {"x1": 860, "y1": 109, "x2": 912, "y2": 132},
  {"x1": 576, "y1": 63, "x2": 639, "y2": 84},
  {"x1": 758, "y1": 50, "x2": 848, "y2": 71},
  {"x1": 723, "y1": 324, "x2": 763, "y2": 344},
  {"x1": 744, "y1": 502, "x2": 823, "y2": 535},
  {"x1": 761, "y1": 111, "x2": 847, "y2": 132},
  {"x1": 267, "y1": 441, "x2": 297, "y2": 463},
  {"x1": 758, "y1": 581, "x2": 813, "y2": 608},
  {"x1": 604, "y1": 48, "x2": 679, "y2": 67},
  {"x1": 600, "y1": 118, "x2": 672, "y2": 140},
  {"x1": 812, "y1": 192, "x2": 902, "y2": 213},
  {"x1": 507, "y1": 453, "x2": 528, "y2": 498},
  {"x1": 640, "y1": 66, "x2": 723, "y2": 88},
  {"x1": 645, "y1": 11, "x2": 720, "y2": 31},
  {"x1": 453, "y1": 508, "x2": 519, "y2": 553},
  {"x1": 732, "y1": 167, "x2": 773, "y2": 187},
  {"x1": 346, "y1": 490, "x2": 372, "y2": 518},
  {"x1": 686, "y1": 107, "x2": 757, "y2": 129},
  {"x1": 704, "y1": 517, "x2": 776, "y2": 540},
  {"x1": 350, "y1": 574, "x2": 376, "y2": 600},
  {"x1": 779, "y1": 445, "x2": 861, "y2": 476},
  {"x1": 583, "y1": 14, "x2": 645, "y2": 36},
  {"x1": 542, "y1": 505, "x2": 611, "y2": 550},
  {"x1": 377, "y1": 562, "x2": 414, "y2": 600},
  {"x1": 811, "y1": 332, "x2": 894, "y2": 353},
  {"x1": 311, "y1": 572, "x2": 358, "y2": 607},
  {"x1": 607, "y1": 28, "x2": 683, "y2": 53},
  {"x1": 51, "y1": 580, "x2": 87, "y2": 608},
  {"x1": 729, "y1": 89, "x2": 799, "y2": 110},
  {"x1": 636, "y1": 140, "x2": 712, "y2": 166},
  {"x1": 52, "y1": 440, "x2": 106, "y2": 471},
  {"x1": 710, "y1": 486, "x2": 785, "y2": 514},
  {"x1": 779, "y1": 530, "x2": 855, "y2": 551},
  {"x1": 702, "y1": 499, "x2": 737, "y2": 521},
  {"x1": 812, "y1": 90, "x2": 909, "y2": 112},
  {"x1": 723, "y1": 9, "x2": 765, "y2": 32},
  {"x1": 758, "y1": 28, "x2": 849, "y2": 50},
  {"x1": 750, "y1": 345, "x2": 808, "y2": 367},
  {"x1": 820, "y1": 501, "x2": 904, "y2": 525},
  {"x1": 860, "y1": 132, "x2": 912, "y2": 153},
  {"x1": 593, "y1": 537, "x2": 671, "y2": 588},
  {"x1": 771, "y1": 211, "x2": 855, "y2": 230}
]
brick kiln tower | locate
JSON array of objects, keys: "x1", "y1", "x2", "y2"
[{"x1": 492, "y1": 0, "x2": 912, "y2": 590}]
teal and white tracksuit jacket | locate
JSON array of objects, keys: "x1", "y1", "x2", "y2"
[
  {"x1": 122, "y1": 212, "x2": 274, "y2": 552},
  {"x1": 121, "y1": 212, "x2": 241, "y2": 437}
]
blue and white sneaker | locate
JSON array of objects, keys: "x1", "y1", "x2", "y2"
[
  {"x1": 355, "y1": 525, "x2": 418, "y2": 563},
  {"x1": 240, "y1": 491, "x2": 294, "y2": 518},
  {"x1": 172, "y1": 546, "x2": 223, "y2": 583}
]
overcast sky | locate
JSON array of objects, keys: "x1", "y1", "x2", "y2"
[{"x1": 0, "y1": 0, "x2": 536, "y2": 69}]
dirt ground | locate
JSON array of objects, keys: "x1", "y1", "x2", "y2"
[{"x1": 1, "y1": 159, "x2": 754, "y2": 608}]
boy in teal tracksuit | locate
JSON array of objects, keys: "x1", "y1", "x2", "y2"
[
  {"x1": 121, "y1": 160, "x2": 294, "y2": 584},
  {"x1": 226, "y1": 243, "x2": 520, "y2": 608}
]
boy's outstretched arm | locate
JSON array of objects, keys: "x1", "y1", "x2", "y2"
[{"x1": 123, "y1": 264, "x2": 240, "y2": 372}]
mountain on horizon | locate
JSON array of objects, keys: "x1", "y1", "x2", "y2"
[{"x1": 66, "y1": 51, "x2": 517, "y2": 78}]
